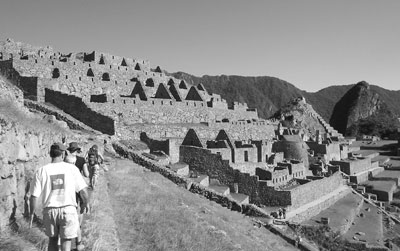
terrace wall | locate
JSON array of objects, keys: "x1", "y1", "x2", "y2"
[
  {"x1": 331, "y1": 157, "x2": 371, "y2": 175},
  {"x1": 44, "y1": 89, "x2": 115, "y2": 135},
  {"x1": 289, "y1": 172, "x2": 343, "y2": 209},
  {"x1": 0, "y1": 60, "x2": 38, "y2": 100}
]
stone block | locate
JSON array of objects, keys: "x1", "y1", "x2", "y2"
[
  {"x1": 209, "y1": 185, "x2": 230, "y2": 196},
  {"x1": 230, "y1": 193, "x2": 249, "y2": 205},
  {"x1": 167, "y1": 162, "x2": 189, "y2": 176},
  {"x1": 190, "y1": 175, "x2": 209, "y2": 187}
]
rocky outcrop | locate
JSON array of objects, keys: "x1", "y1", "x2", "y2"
[{"x1": 329, "y1": 81, "x2": 398, "y2": 137}]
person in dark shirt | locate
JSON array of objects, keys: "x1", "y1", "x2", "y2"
[{"x1": 65, "y1": 142, "x2": 86, "y2": 251}]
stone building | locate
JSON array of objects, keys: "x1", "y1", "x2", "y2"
[
  {"x1": 272, "y1": 135, "x2": 310, "y2": 167},
  {"x1": 180, "y1": 128, "x2": 344, "y2": 210}
]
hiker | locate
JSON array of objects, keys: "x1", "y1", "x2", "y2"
[
  {"x1": 83, "y1": 152, "x2": 100, "y2": 189},
  {"x1": 282, "y1": 208, "x2": 286, "y2": 219},
  {"x1": 65, "y1": 142, "x2": 86, "y2": 251},
  {"x1": 295, "y1": 234, "x2": 302, "y2": 247},
  {"x1": 84, "y1": 144, "x2": 104, "y2": 166},
  {"x1": 66, "y1": 142, "x2": 86, "y2": 173},
  {"x1": 29, "y1": 143, "x2": 89, "y2": 251}
]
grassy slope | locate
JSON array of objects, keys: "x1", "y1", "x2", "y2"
[
  {"x1": 106, "y1": 158, "x2": 297, "y2": 251},
  {"x1": 0, "y1": 220, "x2": 48, "y2": 251}
]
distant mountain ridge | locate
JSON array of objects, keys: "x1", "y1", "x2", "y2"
[
  {"x1": 329, "y1": 81, "x2": 400, "y2": 137},
  {"x1": 172, "y1": 72, "x2": 304, "y2": 119},
  {"x1": 171, "y1": 72, "x2": 400, "y2": 121}
]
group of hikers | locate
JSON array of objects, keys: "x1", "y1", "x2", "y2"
[
  {"x1": 270, "y1": 207, "x2": 287, "y2": 220},
  {"x1": 26, "y1": 141, "x2": 104, "y2": 251}
]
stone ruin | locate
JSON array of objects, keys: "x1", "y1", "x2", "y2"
[
  {"x1": 0, "y1": 39, "x2": 366, "y2": 218},
  {"x1": 176, "y1": 128, "x2": 345, "y2": 212},
  {"x1": 0, "y1": 39, "x2": 268, "y2": 140}
]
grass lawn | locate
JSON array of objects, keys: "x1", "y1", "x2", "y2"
[
  {"x1": 106, "y1": 159, "x2": 297, "y2": 251},
  {"x1": 304, "y1": 192, "x2": 362, "y2": 233},
  {"x1": 343, "y1": 202, "x2": 383, "y2": 245}
]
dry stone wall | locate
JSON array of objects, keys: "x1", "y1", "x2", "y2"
[
  {"x1": 0, "y1": 60, "x2": 39, "y2": 101},
  {"x1": 44, "y1": 89, "x2": 115, "y2": 135},
  {"x1": 87, "y1": 97, "x2": 259, "y2": 124},
  {"x1": 289, "y1": 172, "x2": 344, "y2": 210},
  {"x1": 0, "y1": 118, "x2": 64, "y2": 231},
  {"x1": 116, "y1": 121, "x2": 275, "y2": 142},
  {"x1": 24, "y1": 100, "x2": 97, "y2": 132}
]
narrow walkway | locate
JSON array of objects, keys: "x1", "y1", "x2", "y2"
[{"x1": 81, "y1": 161, "x2": 120, "y2": 251}]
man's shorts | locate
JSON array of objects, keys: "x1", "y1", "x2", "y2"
[{"x1": 43, "y1": 206, "x2": 79, "y2": 239}]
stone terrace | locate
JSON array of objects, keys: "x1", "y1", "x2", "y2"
[{"x1": 0, "y1": 39, "x2": 267, "y2": 138}]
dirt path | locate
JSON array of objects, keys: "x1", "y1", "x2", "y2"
[{"x1": 106, "y1": 158, "x2": 298, "y2": 251}]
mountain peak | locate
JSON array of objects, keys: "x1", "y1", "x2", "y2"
[
  {"x1": 329, "y1": 81, "x2": 399, "y2": 137},
  {"x1": 356, "y1": 80, "x2": 369, "y2": 87}
]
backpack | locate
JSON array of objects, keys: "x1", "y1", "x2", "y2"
[{"x1": 88, "y1": 147, "x2": 100, "y2": 164}]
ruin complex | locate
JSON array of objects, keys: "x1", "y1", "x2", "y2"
[{"x1": 1, "y1": 39, "x2": 398, "y2": 240}]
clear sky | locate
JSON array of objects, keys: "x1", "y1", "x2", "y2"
[{"x1": 0, "y1": 0, "x2": 399, "y2": 91}]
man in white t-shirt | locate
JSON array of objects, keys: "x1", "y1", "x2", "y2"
[{"x1": 29, "y1": 143, "x2": 89, "y2": 251}]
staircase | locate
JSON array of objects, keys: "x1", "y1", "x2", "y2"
[{"x1": 315, "y1": 113, "x2": 343, "y2": 138}]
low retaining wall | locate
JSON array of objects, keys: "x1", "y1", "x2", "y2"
[
  {"x1": 346, "y1": 242, "x2": 389, "y2": 251},
  {"x1": 290, "y1": 188, "x2": 351, "y2": 223}
]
